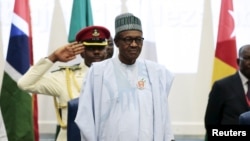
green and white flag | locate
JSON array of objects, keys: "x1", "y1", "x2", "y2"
[{"x1": 68, "y1": 0, "x2": 94, "y2": 42}]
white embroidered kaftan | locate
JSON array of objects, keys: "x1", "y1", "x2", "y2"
[{"x1": 75, "y1": 57, "x2": 175, "y2": 141}]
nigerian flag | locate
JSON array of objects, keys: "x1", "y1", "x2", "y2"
[{"x1": 68, "y1": 0, "x2": 94, "y2": 42}]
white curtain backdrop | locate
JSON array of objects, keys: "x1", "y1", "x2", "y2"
[
  {"x1": 0, "y1": 2, "x2": 8, "y2": 140},
  {"x1": 0, "y1": 0, "x2": 6, "y2": 92},
  {"x1": 2, "y1": 0, "x2": 250, "y2": 135}
]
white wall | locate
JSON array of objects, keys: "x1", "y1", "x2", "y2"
[{"x1": 1, "y1": 0, "x2": 250, "y2": 136}]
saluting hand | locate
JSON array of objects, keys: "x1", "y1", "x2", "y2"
[{"x1": 48, "y1": 41, "x2": 84, "y2": 63}]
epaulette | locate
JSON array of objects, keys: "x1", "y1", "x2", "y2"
[{"x1": 51, "y1": 63, "x2": 81, "y2": 73}]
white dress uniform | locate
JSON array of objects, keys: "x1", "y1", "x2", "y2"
[{"x1": 17, "y1": 58, "x2": 88, "y2": 141}]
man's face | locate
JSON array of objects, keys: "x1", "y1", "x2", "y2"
[
  {"x1": 81, "y1": 45, "x2": 107, "y2": 67},
  {"x1": 106, "y1": 37, "x2": 114, "y2": 58},
  {"x1": 239, "y1": 46, "x2": 250, "y2": 79},
  {"x1": 115, "y1": 30, "x2": 143, "y2": 65}
]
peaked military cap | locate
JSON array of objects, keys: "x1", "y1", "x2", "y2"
[{"x1": 76, "y1": 26, "x2": 110, "y2": 46}]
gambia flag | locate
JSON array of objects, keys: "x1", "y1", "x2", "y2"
[
  {"x1": 0, "y1": 0, "x2": 39, "y2": 141},
  {"x1": 211, "y1": 0, "x2": 237, "y2": 83}
]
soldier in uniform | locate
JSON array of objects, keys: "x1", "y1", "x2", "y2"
[
  {"x1": 106, "y1": 36, "x2": 114, "y2": 58},
  {"x1": 17, "y1": 25, "x2": 112, "y2": 141}
]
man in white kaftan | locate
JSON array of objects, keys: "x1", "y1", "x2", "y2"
[{"x1": 75, "y1": 13, "x2": 175, "y2": 141}]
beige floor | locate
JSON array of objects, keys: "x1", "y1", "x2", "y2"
[{"x1": 40, "y1": 134, "x2": 204, "y2": 141}]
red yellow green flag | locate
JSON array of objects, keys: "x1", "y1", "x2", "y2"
[{"x1": 212, "y1": 0, "x2": 238, "y2": 84}]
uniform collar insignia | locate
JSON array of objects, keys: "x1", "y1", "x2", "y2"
[{"x1": 59, "y1": 64, "x2": 81, "y2": 71}]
